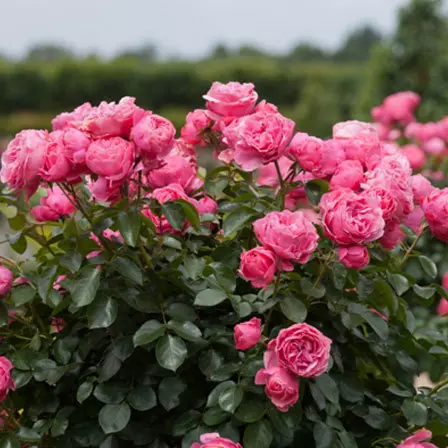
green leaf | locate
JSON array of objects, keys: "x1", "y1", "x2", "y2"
[
  {"x1": 315, "y1": 374, "x2": 339, "y2": 404},
  {"x1": 203, "y1": 407, "x2": 230, "y2": 426},
  {"x1": 158, "y1": 377, "x2": 186, "y2": 411},
  {"x1": 219, "y1": 385, "x2": 244, "y2": 414},
  {"x1": 413, "y1": 285, "x2": 436, "y2": 300},
  {"x1": 99, "y1": 403, "x2": 131, "y2": 434},
  {"x1": 243, "y1": 419, "x2": 273, "y2": 448},
  {"x1": 223, "y1": 207, "x2": 255, "y2": 237},
  {"x1": 418, "y1": 255, "x2": 437, "y2": 279},
  {"x1": 348, "y1": 303, "x2": 388, "y2": 340},
  {"x1": 10, "y1": 233, "x2": 27, "y2": 254},
  {"x1": 111, "y1": 258, "x2": 143, "y2": 285},
  {"x1": 127, "y1": 385, "x2": 157, "y2": 411},
  {"x1": 88, "y1": 297, "x2": 118, "y2": 329},
  {"x1": 94, "y1": 382, "x2": 128, "y2": 404},
  {"x1": 77, "y1": 381, "x2": 94, "y2": 404},
  {"x1": 338, "y1": 378, "x2": 364, "y2": 403},
  {"x1": 117, "y1": 209, "x2": 140, "y2": 247},
  {"x1": 60, "y1": 251, "x2": 82, "y2": 273},
  {"x1": 280, "y1": 296, "x2": 308, "y2": 323},
  {"x1": 167, "y1": 320, "x2": 202, "y2": 341},
  {"x1": 156, "y1": 335, "x2": 187, "y2": 372},
  {"x1": 0, "y1": 435, "x2": 20, "y2": 448},
  {"x1": 53, "y1": 337, "x2": 77, "y2": 365},
  {"x1": 402, "y1": 400, "x2": 428, "y2": 426},
  {"x1": 37, "y1": 265, "x2": 57, "y2": 300},
  {"x1": 194, "y1": 289, "x2": 227, "y2": 307},
  {"x1": 363, "y1": 406, "x2": 390, "y2": 430},
  {"x1": 162, "y1": 201, "x2": 186, "y2": 231},
  {"x1": 133, "y1": 320, "x2": 165, "y2": 347},
  {"x1": 373, "y1": 280, "x2": 396, "y2": 313},
  {"x1": 70, "y1": 267, "x2": 101, "y2": 307},
  {"x1": 387, "y1": 273, "x2": 410, "y2": 296},
  {"x1": 16, "y1": 427, "x2": 41, "y2": 442},
  {"x1": 11, "y1": 284, "x2": 35, "y2": 306},
  {"x1": 171, "y1": 410, "x2": 202, "y2": 437},
  {"x1": 313, "y1": 421, "x2": 336, "y2": 448},
  {"x1": 206, "y1": 381, "x2": 236, "y2": 408},
  {"x1": 300, "y1": 277, "x2": 325, "y2": 298},
  {"x1": 235, "y1": 400, "x2": 265, "y2": 423},
  {"x1": 166, "y1": 303, "x2": 196, "y2": 322},
  {"x1": 305, "y1": 179, "x2": 329, "y2": 206},
  {"x1": 206, "y1": 262, "x2": 237, "y2": 293},
  {"x1": 51, "y1": 408, "x2": 72, "y2": 437},
  {"x1": 177, "y1": 199, "x2": 200, "y2": 231},
  {"x1": 182, "y1": 256, "x2": 206, "y2": 280}
]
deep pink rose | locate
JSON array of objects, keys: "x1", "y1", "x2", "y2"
[
  {"x1": 0, "y1": 357, "x2": 15, "y2": 402},
  {"x1": 203, "y1": 81, "x2": 258, "y2": 119},
  {"x1": 403, "y1": 207, "x2": 425, "y2": 234},
  {"x1": 191, "y1": 432, "x2": 242, "y2": 448},
  {"x1": 0, "y1": 130, "x2": 49, "y2": 197},
  {"x1": 180, "y1": 109, "x2": 211, "y2": 146},
  {"x1": 257, "y1": 157, "x2": 293, "y2": 188},
  {"x1": 270, "y1": 323, "x2": 332, "y2": 377},
  {"x1": 397, "y1": 429, "x2": 437, "y2": 448},
  {"x1": 52, "y1": 102, "x2": 93, "y2": 131},
  {"x1": 330, "y1": 160, "x2": 364, "y2": 191},
  {"x1": 401, "y1": 144, "x2": 425, "y2": 170},
  {"x1": 363, "y1": 187, "x2": 397, "y2": 221},
  {"x1": 31, "y1": 186, "x2": 75, "y2": 222},
  {"x1": 234, "y1": 317, "x2": 262, "y2": 350},
  {"x1": 223, "y1": 111, "x2": 294, "y2": 171},
  {"x1": 380, "y1": 219, "x2": 404, "y2": 250},
  {"x1": 437, "y1": 298, "x2": 448, "y2": 316},
  {"x1": 255, "y1": 350, "x2": 299, "y2": 412},
  {"x1": 193, "y1": 196, "x2": 218, "y2": 216},
  {"x1": 0, "y1": 266, "x2": 13, "y2": 297},
  {"x1": 40, "y1": 136, "x2": 72, "y2": 182},
  {"x1": 130, "y1": 112, "x2": 175, "y2": 166},
  {"x1": 423, "y1": 188, "x2": 448, "y2": 242},
  {"x1": 320, "y1": 189, "x2": 385, "y2": 245},
  {"x1": 442, "y1": 272, "x2": 448, "y2": 290},
  {"x1": 253, "y1": 211, "x2": 319, "y2": 268},
  {"x1": 50, "y1": 317, "x2": 66, "y2": 333},
  {"x1": 87, "y1": 176, "x2": 121, "y2": 204},
  {"x1": 239, "y1": 247, "x2": 278, "y2": 288},
  {"x1": 86, "y1": 137, "x2": 135, "y2": 182},
  {"x1": 412, "y1": 174, "x2": 434, "y2": 206},
  {"x1": 338, "y1": 245, "x2": 369, "y2": 270},
  {"x1": 148, "y1": 155, "x2": 202, "y2": 193}
]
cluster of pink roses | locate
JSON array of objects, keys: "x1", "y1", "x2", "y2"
[
  {"x1": 0, "y1": 356, "x2": 15, "y2": 403},
  {"x1": 0, "y1": 266, "x2": 13, "y2": 297}
]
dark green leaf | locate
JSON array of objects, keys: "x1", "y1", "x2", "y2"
[
  {"x1": 127, "y1": 385, "x2": 157, "y2": 411},
  {"x1": 387, "y1": 273, "x2": 410, "y2": 296},
  {"x1": 219, "y1": 385, "x2": 244, "y2": 414},
  {"x1": 300, "y1": 277, "x2": 325, "y2": 298},
  {"x1": 166, "y1": 303, "x2": 196, "y2": 322},
  {"x1": 243, "y1": 419, "x2": 273, "y2": 448},
  {"x1": 162, "y1": 202, "x2": 186, "y2": 231},
  {"x1": 348, "y1": 303, "x2": 388, "y2": 340},
  {"x1": 94, "y1": 382, "x2": 128, "y2": 404},
  {"x1": 177, "y1": 199, "x2": 200, "y2": 231},
  {"x1": 313, "y1": 421, "x2": 335, "y2": 448},
  {"x1": 133, "y1": 320, "x2": 165, "y2": 347},
  {"x1": 88, "y1": 297, "x2": 118, "y2": 329},
  {"x1": 418, "y1": 255, "x2": 437, "y2": 279},
  {"x1": 305, "y1": 179, "x2": 329, "y2": 206},
  {"x1": 206, "y1": 381, "x2": 236, "y2": 408},
  {"x1": 203, "y1": 407, "x2": 230, "y2": 426},
  {"x1": 194, "y1": 289, "x2": 227, "y2": 307},
  {"x1": 77, "y1": 381, "x2": 94, "y2": 404},
  {"x1": 171, "y1": 410, "x2": 202, "y2": 436},
  {"x1": 156, "y1": 335, "x2": 187, "y2": 372},
  {"x1": 37, "y1": 265, "x2": 57, "y2": 300},
  {"x1": 117, "y1": 209, "x2": 140, "y2": 247},
  {"x1": 402, "y1": 400, "x2": 428, "y2": 426},
  {"x1": 363, "y1": 406, "x2": 390, "y2": 430},
  {"x1": 315, "y1": 374, "x2": 339, "y2": 404},
  {"x1": 235, "y1": 400, "x2": 265, "y2": 423},
  {"x1": 373, "y1": 280, "x2": 396, "y2": 313},
  {"x1": 70, "y1": 267, "x2": 101, "y2": 307},
  {"x1": 11, "y1": 285, "x2": 35, "y2": 306},
  {"x1": 413, "y1": 285, "x2": 436, "y2": 300},
  {"x1": 60, "y1": 251, "x2": 82, "y2": 273},
  {"x1": 99, "y1": 403, "x2": 131, "y2": 434},
  {"x1": 158, "y1": 377, "x2": 186, "y2": 411},
  {"x1": 280, "y1": 296, "x2": 307, "y2": 323},
  {"x1": 167, "y1": 320, "x2": 202, "y2": 341},
  {"x1": 0, "y1": 435, "x2": 20, "y2": 448},
  {"x1": 16, "y1": 427, "x2": 41, "y2": 442},
  {"x1": 111, "y1": 258, "x2": 143, "y2": 285},
  {"x1": 223, "y1": 207, "x2": 255, "y2": 237}
]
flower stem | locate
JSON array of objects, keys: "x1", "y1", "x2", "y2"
[
  {"x1": 274, "y1": 161, "x2": 285, "y2": 210},
  {"x1": 402, "y1": 226, "x2": 427, "y2": 265}
]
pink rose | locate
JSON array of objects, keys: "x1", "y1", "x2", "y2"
[
  {"x1": 203, "y1": 81, "x2": 258, "y2": 119},
  {"x1": 234, "y1": 317, "x2": 262, "y2": 350},
  {"x1": 269, "y1": 323, "x2": 332, "y2": 377},
  {"x1": 423, "y1": 188, "x2": 448, "y2": 242},
  {"x1": 0, "y1": 130, "x2": 49, "y2": 197},
  {"x1": 412, "y1": 174, "x2": 434, "y2": 206},
  {"x1": 424, "y1": 137, "x2": 445, "y2": 155},
  {"x1": 363, "y1": 188, "x2": 397, "y2": 221},
  {"x1": 320, "y1": 189, "x2": 385, "y2": 245},
  {"x1": 257, "y1": 157, "x2": 293, "y2": 188},
  {"x1": 380, "y1": 219, "x2": 404, "y2": 250},
  {"x1": 50, "y1": 317, "x2": 66, "y2": 333},
  {"x1": 338, "y1": 245, "x2": 369, "y2": 270},
  {"x1": 53, "y1": 275, "x2": 67, "y2": 292},
  {"x1": 31, "y1": 186, "x2": 75, "y2": 222},
  {"x1": 437, "y1": 298, "x2": 448, "y2": 316},
  {"x1": 255, "y1": 100, "x2": 278, "y2": 114},
  {"x1": 223, "y1": 111, "x2": 294, "y2": 171},
  {"x1": 401, "y1": 144, "x2": 425, "y2": 170},
  {"x1": 87, "y1": 176, "x2": 121, "y2": 204},
  {"x1": 333, "y1": 120, "x2": 378, "y2": 140},
  {"x1": 442, "y1": 272, "x2": 448, "y2": 290},
  {"x1": 193, "y1": 196, "x2": 218, "y2": 215},
  {"x1": 0, "y1": 266, "x2": 13, "y2": 297},
  {"x1": 397, "y1": 429, "x2": 437, "y2": 448},
  {"x1": 148, "y1": 155, "x2": 202, "y2": 193},
  {"x1": 86, "y1": 137, "x2": 135, "y2": 182},
  {"x1": 52, "y1": 102, "x2": 93, "y2": 131},
  {"x1": 255, "y1": 350, "x2": 299, "y2": 412},
  {"x1": 40, "y1": 136, "x2": 72, "y2": 182},
  {"x1": 180, "y1": 109, "x2": 211, "y2": 146},
  {"x1": 131, "y1": 112, "x2": 175, "y2": 165},
  {"x1": 0, "y1": 357, "x2": 15, "y2": 402},
  {"x1": 330, "y1": 160, "x2": 364, "y2": 191},
  {"x1": 373, "y1": 91, "x2": 420, "y2": 125},
  {"x1": 239, "y1": 248, "x2": 278, "y2": 289},
  {"x1": 253, "y1": 211, "x2": 319, "y2": 268},
  {"x1": 403, "y1": 207, "x2": 425, "y2": 234},
  {"x1": 191, "y1": 432, "x2": 242, "y2": 448}
]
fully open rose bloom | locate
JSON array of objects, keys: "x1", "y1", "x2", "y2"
[
  {"x1": 422, "y1": 188, "x2": 448, "y2": 242},
  {"x1": 338, "y1": 245, "x2": 369, "y2": 270},
  {"x1": 239, "y1": 247, "x2": 277, "y2": 288},
  {"x1": 397, "y1": 429, "x2": 437, "y2": 448},
  {"x1": 234, "y1": 317, "x2": 262, "y2": 350},
  {"x1": 31, "y1": 186, "x2": 76, "y2": 222},
  {"x1": 52, "y1": 102, "x2": 93, "y2": 131},
  {"x1": 0, "y1": 266, "x2": 13, "y2": 297},
  {"x1": 191, "y1": 433, "x2": 242, "y2": 448},
  {"x1": 269, "y1": 323, "x2": 332, "y2": 378},
  {"x1": 372, "y1": 91, "x2": 420, "y2": 125},
  {"x1": 412, "y1": 174, "x2": 434, "y2": 205},
  {"x1": 330, "y1": 159, "x2": 364, "y2": 191},
  {"x1": 223, "y1": 111, "x2": 294, "y2": 171},
  {"x1": 255, "y1": 350, "x2": 299, "y2": 412},
  {"x1": 320, "y1": 189, "x2": 385, "y2": 245},
  {"x1": 0, "y1": 357, "x2": 15, "y2": 402},
  {"x1": 203, "y1": 81, "x2": 258, "y2": 119},
  {"x1": 253, "y1": 211, "x2": 319, "y2": 269}
]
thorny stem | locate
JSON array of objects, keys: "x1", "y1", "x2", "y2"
[
  {"x1": 274, "y1": 161, "x2": 286, "y2": 210},
  {"x1": 402, "y1": 226, "x2": 427, "y2": 265}
]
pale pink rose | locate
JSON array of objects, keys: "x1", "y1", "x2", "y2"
[
  {"x1": 397, "y1": 429, "x2": 437, "y2": 448},
  {"x1": 223, "y1": 111, "x2": 294, "y2": 171},
  {"x1": 52, "y1": 102, "x2": 93, "y2": 131},
  {"x1": 50, "y1": 317, "x2": 66, "y2": 333},
  {"x1": 0, "y1": 266, "x2": 13, "y2": 297},
  {"x1": 375, "y1": 123, "x2": 400, "y2": 141},
  {"x1": 170, "y1": 139, "x2": 198, "y2": 166},
  {"x1": 253, "y1": 210, "x2": 319, "y2": 268},
  {"x1": 437, "y1": 298, "x2": 448, "y2": 316},
  {"x1": 234, "y1": 317, "x2": 262, "y2": 350},
  {"x1": 333, "y1": 120, "x2": 378, "y2": 140},
  {"x1": 87, "y1": 176, "x2": 121, "y2": 204},
  {"x1": 412, "y1": 174, "x2": 434, "y2": 206},
  {"x1": 423, "y1": 188, "x2": 448, "y2": 242},
  {"x1": 380, "y1": 219, "x2": 404, "y2": 250},
  {"x1": 255, "y1": 350, "x2": 299, "y2": 412},
  {"x1": 239, "y1": 247, "x2": 278, "y2": 288},
  {"x1": 191, "y1": 432, "x2": 242, "y2": 448},
  {"x1": 401, "y1": 144, "x2": 426, "y2": 170},
  {"x1": 254, "y1": 100, "x2": 278, "y2": 114},
  {"x1": 79, "y1": 97, "x2": 143, "y2": 138},
  {"x1": 330, "y1": 160, "x2": 364, "y2": 191},
  {"x1": 257, "y1": 157, "x2": 293, "y2": 188},
  {"x1": 86, "y1": 137, "x2": 135, "y2": 182},
  {"x1": 0, "y1": 130, "x2": 49, "y2": 197},
  {"x1": 269, "y1": 323, "x2": 332, "y2": 377},
  {"x1": 338, "y1": 245, "x2": 369, "y2": 270},
  {"x1": 193, "y1": 196, "x2": 218, "y2": 215},
  {"x1": 203, "y1": 81, "x2": 258, "y2": 119},
  {"x1": 320, "y1": 189, "x2": 385, "y2": 245},
  {"x1": 31, "y1": 186, "x2": 75, "y2": 222},
  {"x1": 362, "y1": 188, "x2": 397, "y2": 221},
  {"x1": 403, "y1": 207, "x2": 425, "y2": 234},
  {"x1": 148, "y1": 155, "x2": 202, "y2": 193},
  {"x1": 180, "y1": 109, "x2": 211, "y2": 146},
  {"x1": 130, "y1": 112, "x2": 175, "y2": 166},
  {"x1": 0, "y1": 357, "x2": 15, "y2": 402},
  {"x1": 424, "y1": 137, "x2": 445, "y2": 155},
  {"x1": 404, "y1": 122, "x2": 425, "y2": 141}
]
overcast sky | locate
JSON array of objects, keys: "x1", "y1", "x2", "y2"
[{"x1": 2, "y1": 0, "x2": 412, "y2": 58}]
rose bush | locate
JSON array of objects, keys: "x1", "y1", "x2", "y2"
[{"x1": 0, "y1": 82, "x2": 446, "y2": 448}]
